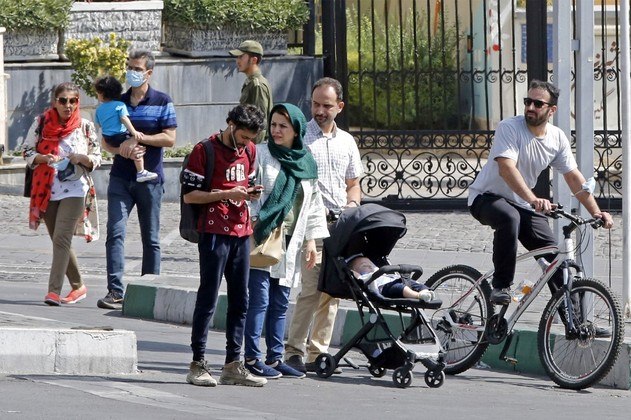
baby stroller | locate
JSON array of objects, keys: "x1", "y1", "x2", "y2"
[{"x1": 316, "y1": 203, "x2": 446, "y2": 388}]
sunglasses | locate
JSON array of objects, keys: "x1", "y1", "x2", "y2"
[
  {"x1": 56, "y1": 97, "x2": 79, "y2": 105},
  {"x1": 523, "y1": 97, "x2": 552, "y2": 109}
]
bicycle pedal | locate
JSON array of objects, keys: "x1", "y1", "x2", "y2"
[{"x1": 504, "y1": 357, "x2": 518, "y2": 365}]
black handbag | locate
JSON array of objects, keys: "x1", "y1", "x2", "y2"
[{"x1": 23, "y1": 166, "x2": 33, "y2": 197}]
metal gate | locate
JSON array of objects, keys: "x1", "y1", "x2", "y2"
[{"x1": 323, "y1": 0, "x2": 623, "y2": 210}]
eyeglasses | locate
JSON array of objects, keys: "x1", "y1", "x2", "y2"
[
  {"x1": 523, "y1": 97, "x2": 552, "y2": 109},
  {"x1": 56, "y1": 97, "x2": 79, "y2": 105}
]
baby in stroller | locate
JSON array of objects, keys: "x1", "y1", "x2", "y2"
[
  {"x1": 315, "y1": 204, "x2": 446, "y2": 388},
  {"x1": 348, "y1": 255, "x2": 436, "y2": 302}
]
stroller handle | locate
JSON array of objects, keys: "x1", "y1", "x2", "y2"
[{"x1": 366, "y1": 264, "x2": 424, "y2": 285}]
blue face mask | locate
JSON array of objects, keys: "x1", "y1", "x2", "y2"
[{"x1": 126, "y1": 70, "x2": 146, "y2": 87}]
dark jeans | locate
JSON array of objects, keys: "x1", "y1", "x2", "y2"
[
  {"x1": 190, "y1": 233, "x2": 250, "y2": 364},
  {"x1": 381, "y1": 279, "x2": 427, "y2": 298},
  {"x1": 469, "y1": 193, "x2": 561, "y2": 290},
  {"x1": 105, "y1": 175, "x2": 162, "y2": 295}
]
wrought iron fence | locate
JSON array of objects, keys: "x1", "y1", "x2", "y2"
[{"x1": 330, "y1": 0, "x2": 623, "y2": 210}]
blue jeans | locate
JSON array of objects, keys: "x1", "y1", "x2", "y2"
[
  {"x1": 191, "y1": 233, "x2": 250, "y2": 364},
  {"x1": 105, "y1": 175, "x2": 163, "y2": 295},
  {"x1": 244, "y1": 268, "x2": 291, "y2": 363}
]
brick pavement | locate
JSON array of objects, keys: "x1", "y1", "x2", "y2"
[{"x1": 1, "y1": 193, "x2": 622, "y2": 259}]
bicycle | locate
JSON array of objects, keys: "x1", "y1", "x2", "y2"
[{"x1": 424, "y1": 205, "x2": 624, "y2": 389}]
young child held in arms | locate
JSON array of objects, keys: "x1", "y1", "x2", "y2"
[
  {"x1": 94, "y1": 76, "x2": 157, "y2": 182},
  {"x1": 349, "y1": 256, "x2": 435, "y2": 302}
]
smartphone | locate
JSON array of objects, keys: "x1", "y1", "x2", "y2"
[{"x1": 248, "y1": 185, "x2": 264, "y2": 195}]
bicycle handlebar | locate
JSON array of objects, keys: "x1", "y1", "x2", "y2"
[{"x1": 543, "y1": 204, "x2": 603, "y2": 229}]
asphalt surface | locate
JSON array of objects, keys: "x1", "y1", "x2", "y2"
[{"x1": 0, "y1": 193, "x2": 629, "y2": 418}]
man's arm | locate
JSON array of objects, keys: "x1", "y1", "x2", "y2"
[
  {"x1": 345, "y1": 177, "x2": 361, "y2": 207},
  {"x1": 184, "y1": 187, "x2": 249, "y2": 205},
  {"x1": 496, "y1": 157, "x2": 555, "y2": 212},
  {"x1": 563, "y1": 169, "x2": 614, "y2": 228},
  {"x1": 118, "y1": 128, "x2": 176, "y2": 158}
]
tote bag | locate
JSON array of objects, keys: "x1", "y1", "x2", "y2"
[{"x1": 250, "y1": 224, "x2": 284, "y2": 268}]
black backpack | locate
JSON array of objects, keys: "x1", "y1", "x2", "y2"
[{"x1": 179, "y1": 139, "x2": 215, "y2": 243}]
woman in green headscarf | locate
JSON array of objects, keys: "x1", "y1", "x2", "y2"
[{"x1": 245, "y1": 103, "x2": 329, "y2": 379}]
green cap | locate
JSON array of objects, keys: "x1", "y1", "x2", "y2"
[{"x1": 229, "y1": 40, "x2": 264, "y2": 57}]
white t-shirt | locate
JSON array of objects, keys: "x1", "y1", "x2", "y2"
[
  {"x1": 467, "y1": 115, "x2": 577, "y2": 209},
  {"x1": 50, "y1": 130, "x2": 89, "y2": 201}
]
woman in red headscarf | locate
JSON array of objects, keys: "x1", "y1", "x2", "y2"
[{"x1": 22, "y1": 82, "x2": 101, "y2": 306}]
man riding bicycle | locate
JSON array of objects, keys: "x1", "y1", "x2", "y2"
[{"x1": 467, "y1": 80, "x2": 614, "y2": 309}]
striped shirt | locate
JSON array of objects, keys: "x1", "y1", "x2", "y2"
[
  {"x1": 109, "y1": 85, "x2": 177, "y2": 182},
  {"x1": 303, "y1": 119, "x2": 364, "y2": 211}
]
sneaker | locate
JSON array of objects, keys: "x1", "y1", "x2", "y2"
[
  {"x1": 186, "y1": 360, "x2": 217, "y2": 387},
  {"x1": 285, "y1": 355, "x2": 306, "y2": 373},
  {"x1": 136, "y1": 170, "x2": 158, "y2": 183},
  {"x1": 219, "y1": 361, "x2": 267, "y2": 387},
  {"x1": 490, "y1": 287, "x2": 511, "y2": 305},
  {"x1": 594, "y1": 326, "x2": 612, "y2": 338},
  {"x1": 61, "y1": 285, "x2": 87, "y2": 304},
  {"x1": 418, "y1": 289, "x2": 436, "y2": 302},
  {"x1": 44, "y1": 292, "x2": 61, "y2": 306},
  {"x1": 305, "y1": 361, "x2": 342, "y2": 374},
  {"x1": 268, "y1": 361, "x2": 306, "y2": 378},
  {"x1": 244, "y1": 359, "x2": 282, "y2": 379},
  {"x1": 97, "y1": 291, "x2": 124, "y2": 309}
]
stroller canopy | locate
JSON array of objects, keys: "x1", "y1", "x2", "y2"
[{"x1": 325, "y1": 203, "x2": 407, "y2": 260}]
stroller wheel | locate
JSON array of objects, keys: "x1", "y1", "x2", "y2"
[
  {"x1": 315, "y1": 353, "x2": 337, "y2": 378},
  {"x1": 424, "y1": 369, "x2": 445, "y2": 388},
  {"x1": 368, "y1": 364, "x2": 387, "y2": 378},
  {"x1": 392, "y1": 367, "x2": 413, "y2": 388}
]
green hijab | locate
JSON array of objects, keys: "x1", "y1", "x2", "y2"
[{"x1": 253, "y1": 103, "x2": 318, "y2": 244}]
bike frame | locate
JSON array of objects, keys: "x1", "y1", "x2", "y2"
[{"x1": 445, "y1": 214, "x2": 587, "y2": 336}]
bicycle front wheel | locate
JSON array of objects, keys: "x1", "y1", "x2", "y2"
[
  {"x1": 538, "y1": 278, "x2": 624, "y2": 390},
  {"x1": 425, "y1": 265, "x2": 493, "y2": 375}
]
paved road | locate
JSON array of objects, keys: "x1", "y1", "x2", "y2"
[{"x1": 0, "y1": 193, "x2": 628, "y2": 418}]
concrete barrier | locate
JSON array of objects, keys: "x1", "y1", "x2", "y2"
[{"x1": 0, "y1": 327, "x2": 137, "y2": 375}]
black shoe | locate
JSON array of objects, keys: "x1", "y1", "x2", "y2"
[
  {"x1": 285, "y1": 355, "x2": 306, "y2": 374},
  {"x1": 594, "y1": 326, "x2": 612, "y2": 338},
  {"x1": 305, "y1": 361, "x2": 342, "y2": 374},
  {"x1": 490, "y1": 288, "x2": 511, "y2": 305},
  {"x1": 97, "y1": 291, "x2": 124, "y2": 309}
]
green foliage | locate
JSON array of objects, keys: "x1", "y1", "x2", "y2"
[
  {"x1": 64, "y1": 34, "x2": 131, "y2": 99},
  {"x1": 0, "y1": 0, "x2": 73, "y2": 30},
  {"x1": 164, "y1": 0, "x2": 309, "y2": 32},
  {"x1": 346, "y1": 8, "x2": 463, "y2": 130},
  {"x1": 164, "y1": 144, "x2": 195, "y2": 158}
]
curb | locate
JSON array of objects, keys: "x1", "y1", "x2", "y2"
[
  {"x1": 0, "y1": 327, "x2": 138, "y2": 375},
  {"x1": 122, "y1": 282, "x2": 631, "y2": 390}
]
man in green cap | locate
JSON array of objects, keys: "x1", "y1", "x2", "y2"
[{"x1": 229, "y1": 40, "x2": 273, "y2": 144}]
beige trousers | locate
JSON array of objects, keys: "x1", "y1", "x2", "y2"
[
  {"x1": 43, "y1": 197, "x2": 85, "y2": 295},
  {"x1": 285, "y1": 239, "x2": 340, "y2": 363}
]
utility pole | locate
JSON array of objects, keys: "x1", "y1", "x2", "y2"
[{"x1": 526, "y1": 0, "x2": 550, "y2": 199}]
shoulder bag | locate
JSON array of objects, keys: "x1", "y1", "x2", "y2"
[{"x1": 250, "y1": 224, "x2": 284, "y2": 268}]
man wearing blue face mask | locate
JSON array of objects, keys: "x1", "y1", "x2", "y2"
[{"x1": 98, "y1": 49, "x2": 178, "y2": 310}]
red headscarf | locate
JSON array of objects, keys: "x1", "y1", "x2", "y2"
[{"x1": 29, "y1": 104, "x2": 82, "y2": 230}]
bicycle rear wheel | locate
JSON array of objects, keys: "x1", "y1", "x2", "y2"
[
  {"x1": 538, "y1": 278, "x2": 624, "y2": 390},
  {"x1": 425, "y1": 265, "x2": 493, "y2": 375}
]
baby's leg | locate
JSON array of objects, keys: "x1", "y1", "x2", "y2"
[
  {"x1": 408, "y1": 282, "x2": 435, "y2": 301},
  {"x1": 134, "y1": 157, "x2": 145, "y2": 172}
]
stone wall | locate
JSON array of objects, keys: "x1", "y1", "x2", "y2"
[
  {"x1": 163, "y1": 22, "x2": 288, "y2": 58},
  {"x1": 63, "y1": 1, "x2": 163, "y2": 53},
  {"x1": 2, "y1": 1, "x2": 163, "y2": 62},
  {"x1": 3, "y1": 28, "x2": 59, "y2": 62}
]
